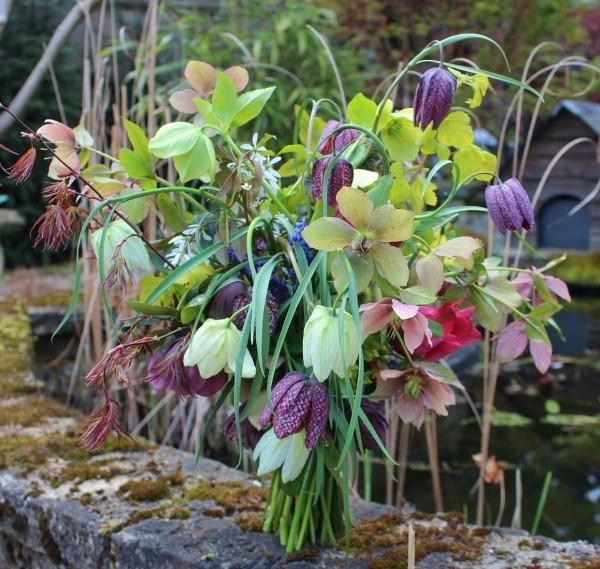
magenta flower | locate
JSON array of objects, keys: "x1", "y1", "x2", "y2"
[
  {"x1": 311, "y1": 155, "x2": 354, "y2": 208},
  {"x1": 412, "y1": 302, "x2": 481, "y2": 361},
  {"x1": 317, "y1": 120, "x2": 360, "y2": 154},
  {"x1": 496, "y1": 320, "x2": 552, "y2": 374},
  {"x1": 259, "y1": 372, "x2": 329, "y2": 450},
  {"x1": 376, "y1": 365, "x2": 459, "y2": 428},
  {"x1": 485, "y1": 178, "x2": 534, "y2": 234},
  {"x1": 361, "y1": 298, "x2": 432, "y2": 354},
  {"x1": 147, "y1": 337, "x2": 228, "y2": 397},
  {"x1": 413, "y1": 68, "x2": 456, "y2": 130}
]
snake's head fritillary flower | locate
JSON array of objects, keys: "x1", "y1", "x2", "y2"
[
  {"x1": 231, "y1": 287, "x2": 279, "y2": 334},
  {"x1": 413, "y1": 68, "x2": 456, "y2": 130},
  {"x1": 311, "y1": 155, "x2": 354, "y2": 208},
  {"x1": 208, "y1": 281, "x2": 247, "y2": 319},
  {"x1": 258, "y1": 372, "x2": 329, "y2": 450},
  {"x1": 183, "y1": 318, "x2": 256, "y2": 379},
  {"x1": 317, "y1": 120, "x2": 360, "y2": 154},
  {"x1": 303, "y1": 305, "x2": 359, "y2": 382},
  {"x1": 484, "y1": 178, "x2": 534, "y2": 234},
  {"x1": 223, "y1": 406, "x2": 262, "y2": 450},
  {"x1": 253, "y1": 429, "x2": 310, "y2": 482}
]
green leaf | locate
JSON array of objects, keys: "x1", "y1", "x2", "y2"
[
  {"x1": 148, "y1": 122, "x2": 201, "y2": 158},
  {"x1": 232, "y1": 86, "x2": 276, "y2": 128},
  {"x1": 172, "y1": 132, "x2": 215, "y2": 183},
  {"x1": 397, "y1": 285, "x2": 437, "y2": 305},
  {"x1": 212, "y1": 72, "x2": 237, "y2": 131},
  {"x1": 127, "y1": 300, "x2": 177, "y2": 317},
  {"x1": 453, "y1": 145, "x2": 497, "y2": 185},
  {"x1": 347, "y1": 93, "x2": 377, "y2": 129},
  {"x1": 157, "y1": 193, "x2": 185, "y2": 233},
  {"x1": 118, "y1": 148, "x2": 154, "y2": 179},
  {"x1": 437, "y1": 111, "x2": 473, "y2": 148},
  {"x1": 124, "y1": 120, "x2": 151, "y2": 159},
  {"x1": 382, "y1": 113, "x2": 421, "y2": 161},
  {"x1": 367, "y1": 174, "x2": 393, "y2": 207},
  {"x1": 194, "y1": 98, "x2": 220, "y2": 127},
  {"x1": 146, "y1": 227, "x2": 249, "y2": 305}
]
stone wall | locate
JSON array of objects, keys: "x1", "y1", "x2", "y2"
[{"x1": 0, "y1": 301, "x2": 599, "y2": 569}]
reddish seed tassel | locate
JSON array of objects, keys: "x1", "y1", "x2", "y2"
[
  {"x1": 5, "y1": 147, "x2": 37, "y2": 184},
  {"x1": 79, "y1": 397, "x2": 129, "y2": 453}
]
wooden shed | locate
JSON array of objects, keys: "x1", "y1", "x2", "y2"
[{"x1": 506, "y1": 100, "x2": 600, "y2": 251}]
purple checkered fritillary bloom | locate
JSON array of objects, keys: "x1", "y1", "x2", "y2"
[
  {"x1": 317, "y1": 120, "x2": 360, "y2": 154},
  {"x1": 311, "y1": 155, "x2": 353, "y2": 208},
  {"x1": 485, "y1": 178, "x2": 534, "y2": 234},
  {"x1": 413, "y1": 68, "x2": 456, "y2": 130},
  {"x1": 259, "y1": 372, "x2": 329, "y2": 450}
]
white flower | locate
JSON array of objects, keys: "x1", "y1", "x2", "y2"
[
  {"x1": 183, "y1": 318, "x2": 256, "y2": 378},
  {"x1": 303, "y1": 305, "x2": 359, "y2": 382},
  {"x1": 253, "y1": 429, "x2": 309, "y2": 483},
  {"x1": 90, "y1": 219, "x2": 152, "y2": 274}
]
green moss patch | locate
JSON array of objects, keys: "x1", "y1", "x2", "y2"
[
  {"x1": 0, "y1": 394, "x2": 73, "y2": 427},
  {"x1": 184, "y1": 479, "x2": 266, "y2": 514}
]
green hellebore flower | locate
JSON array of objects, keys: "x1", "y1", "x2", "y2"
[
  {"x1": 253, "y1": 429, "x2": 309, "y2": 483},
  {"x1": 303, "y1": 305, "x2": 359, "y2": 382},
  {"x1": 91, "y1": 219, "x2": 153, "y2": 275},
  {"x1": 301, "y1": 186, "x2": 415, "y2": 292},
  {"x1": 183, "y1": 318, "x2": 256, "y2": 379}
]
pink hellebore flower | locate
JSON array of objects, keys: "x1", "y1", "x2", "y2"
[
  {"x1": 36, "y1": 120, "x2": 80, "y2": 179},
  {"x1": 413, "y1": 302, "x2": 481, "y2": 361},
  {"x1": 169, "y1": 61, "x2": 249, "y2": 113},
  {"x1": 496, "y1": 320, "x2": 553, "y2": 374},
  {"x1": 375, "y1": 365, "x2": 459, "y2": 428},
  {"x1": 361, "y1": 298, "x2": 432, "y2": 354},
  {"x1": 512, "y1": 271, "x2": 571, "y2": 304}
]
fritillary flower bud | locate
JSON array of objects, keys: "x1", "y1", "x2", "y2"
[
  {"x1": 258, "y1": 371, "x2": 329, "y2": 450},
  {"x1": 208, "y1": 280, "x2": 246, "y2": 319},
  {"x1": 317, "y1": 120, "x2": 360, "y2": 154},
  {"x1": 231, "y1": 287, "x2": 279, "y2": 333},
  {"x1": 484, "y1": 178, "x2": 534, "y2": 234},
  {"x1": 413, "y1": 68, "x2": 456, "y2": 130},
  {"x1": 311, "y1": 156, "x2": 353, "y2": 208}
]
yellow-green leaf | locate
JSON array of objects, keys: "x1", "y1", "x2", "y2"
[
  {"x1": 453, "y1": 145, "x2": 497, "y2": 185},
  {"x1": 437, "y1": 111, "x2": 473, "y2": 148}
]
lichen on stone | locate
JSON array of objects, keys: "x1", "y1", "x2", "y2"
[{"x1": 184, "y1": 479, "x2": 266, "y2": 513}]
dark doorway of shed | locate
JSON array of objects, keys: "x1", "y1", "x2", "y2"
[{"x1": 538, "y1": 196, "x2": 590, "y2": 250}]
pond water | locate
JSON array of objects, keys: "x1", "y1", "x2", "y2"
[
  {"x1": 369, "y1": 296, "x2": 600, "y2": 543},
  {"x1": 32, "y1": 294, "x2": 600, "y2": 544}
]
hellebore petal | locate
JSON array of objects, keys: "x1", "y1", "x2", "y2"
[
  {"x1": 496, "y1": 320, "x2": 528, "y2": 363},
  {"x1": 368, "y1": 204, "x2": 415, "y2": 243},
  {"x1": 360, "y1": 298, "x2": 394, "y2": 335},
  {"x1": 169, "y1": 89, "x2": 202, "y2": 113},
  {"x1": 311, "y1": 156, "x2": 354, "y2": 208},
  {"x1": 371, "y1": 242, "x2": 409, "y2": 288},
  {"x1": 224, "y1": 66, "x2": 249, "y2": 92},
  {"x1": 416, "y1": 253, "x2": 444, "y2": 295},
  {"x1": 401, "y1": 313, "x2": 433, "y2": 354},
  {"x1": 435, "y1": 236, "x2": 483, "y2": 260},
  {"x1": 302, "y1": 217, "x2": 356, "y2": 251},
  {"x1": 336, "y1": 186, "x2": 374, "y2": 231},
  {"x1": 413, "y1": 68, "x2": 456, "y2": 130},
  {"x1": 184, "y1": 61, "x2": 217, "y2": 95},
  {"x1": 208, "y1": 280, "x2": 247, "y2": 319},
  {"x1": 543, "y1": 275, "x2": 571, "y2": 302},
  {"x1": 530, "y1": 340, "x2": 552, "y2": 374}
]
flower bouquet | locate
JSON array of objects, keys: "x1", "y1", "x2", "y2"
[{"x1": 3, "y1": 33, "x2": 571, "y2": 552}]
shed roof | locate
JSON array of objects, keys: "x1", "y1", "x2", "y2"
[{"x1": 550, "y1": 99, "x2": 600, "y2": 136}]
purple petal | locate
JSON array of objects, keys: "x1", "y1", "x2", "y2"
[
  {"x1": 413, "y1": 68, "x2": 456, "y2": 130},
  {"x1": 530, "y1": 340, "x2": 552, "y2": 374},
  {"x1": 543, "y1": 275, "x2": 571, "y2": 302},
  {"x1": 272, "y1": 381, "x2": 311, "y2": 439},
  {"x1": 304, "y1": 382, "x2": 329, "y2": 450},
  {"x1": 506, "y1": 178, "x2": 534, "y2": 231},
  {"x1": 497, "y1": 320, "x2": 528, "y2": 363},
  {"x1": 259, "y1": 372, "x2": 307, "y2": 429}
]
